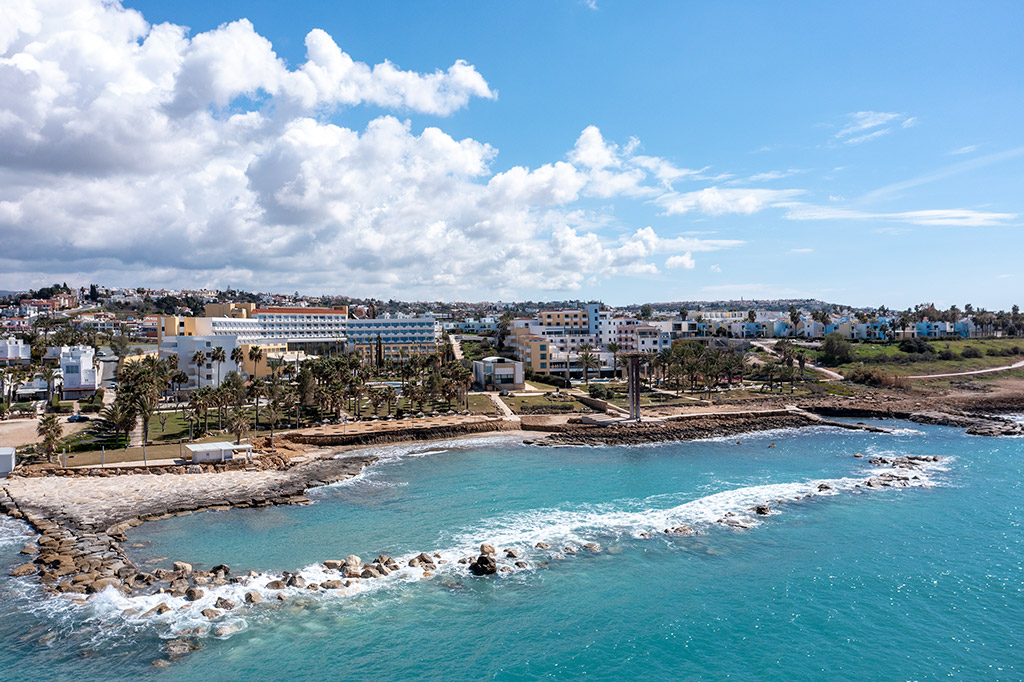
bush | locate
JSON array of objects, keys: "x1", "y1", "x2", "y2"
[
  {"x1": 961, "y1": 346, "x2": 982, "y2": 359},
  {"x1": 79, "y1": 403, "x2": 103, "y2": 413},
  {"x1": 898, "y1": 338, "x2": 934, "y2": 354},
  {"x1": 51, "y1": 402, "x2": 74, "y2": 414},
  {"x1": 938, "y1": 350, "x2": 956, "y2": 361},
  {"x1": 534, "y1": 374, "x2": 571, "y2": 389},
  {"x1": 588, "y1": 384, "x2": 614, "y2": 400},
  {"x1": 518, "y1": 403, "x2": 577, "y2": 414},
  {"x1": 844, "y1": 367, "x2": 910, "y2": 389},
  {"x1": 821, "y1": 333, "x2": 854, "y2": 366}
]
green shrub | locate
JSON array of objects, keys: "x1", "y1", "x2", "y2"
[
  {"x1": 534, "y1": 374, "x2": 571, "y2": 389},
  {"x1": 79, "y1": 403, "x2": 103, "y2": 413},
  {"x1": 52, "y1": 402, "x2": 74, "y2": 414},
  {"x1": 961, "y1": 346, "x2": 982, "y2": 359},
  {"x1": 821, "y1": 333, "x2": 854, "y2": 366}
]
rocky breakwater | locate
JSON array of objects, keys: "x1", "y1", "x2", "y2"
[
  {"x1": 539, "y1": 412, "x2": 814, "y2": 446},
  {"x1": 0, "y1": 452, "x2": 377, "y2": 599},
  {"x1": 908, "y1": 410, "x2": 1023, "y2": 437}
]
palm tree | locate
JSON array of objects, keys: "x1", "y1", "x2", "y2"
[
  {"x1": 37, "y1": 414, "x2": 63, "y2": 463},
  {"x1": 249, "y1": 377, "x2": 265, "y2": 430},
  {"x1": 606, "y1": 342, "x2": 620, "y2": 379},
  {"x1": 191, "y1": 351, "x2": 205, "y2": 388},
  {"x1": 227, "y1": 407, "x2": 250, "y2": 444},
  {"x1": 263, "y1": 404, "x2": 280, "y2": 447},
  {"x1": 248, "y1": 345, "x2": 264, "y2": 380},
  {"x1": 100, "y1": 401, "x2": 137, "y2": 449},
  {"x1": 230, "y1": 346, "x2": 245, "y2": 376},
  {"x1": 40, "y1": 366, "x2": 59, "y2": 404},
  {"x1": 369, "y1": 389, "x2": 385, "y2": 416},
  {"x1": 210, "y1": 346, "x2": 227, "y2": 386},
  {"x1": 383, "y1": 385, "x2": 397, "y2": 415},
  {"x1": 578, "y1": 344, "x2": 598, "y2": 385}
]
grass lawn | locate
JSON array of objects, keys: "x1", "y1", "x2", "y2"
[
  {"x1": 501, "y1": 394, "x2": 586, "y2": 414},
  {"x1": 824, "y1": 338, "x2": 1024, "y2": 376}
]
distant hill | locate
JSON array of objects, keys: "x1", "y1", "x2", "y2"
[{"x1": 635, "y1": 299, "x2": 858, "y2": 313}]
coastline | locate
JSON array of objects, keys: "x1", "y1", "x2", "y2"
[{"x1": 0, "y1": 394, "x2": 1018, "y2": 606}]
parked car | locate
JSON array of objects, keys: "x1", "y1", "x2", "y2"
[{"x1": 68, "y1": 414, "x2": 90, "y2": 422}]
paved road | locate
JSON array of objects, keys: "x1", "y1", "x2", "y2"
[{"x1": 907, "y1": 359, "x2": 1024, "y2": 379}]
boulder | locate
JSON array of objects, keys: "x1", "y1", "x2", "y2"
[
  {"x1": 201, "y1": 609, "x2": 221, "y2": 620},
  {"x1": 184, "y1": 587, "x2": 205, "y2": 601},
  {"x1": 663, "y1": 526, "x2": 694, "y2": 536},
  {"x1": 468, "y1": 554, "x2": 498, "y2": 576},
  {"x1": 817, "y1": 483, "x2": 832, "y2": 491},
  {"x1": 583, "y1": 543, "x2": 600, "y2": 552},
  {"x1": 214, "y1": 597, "x2": 236, "y2": 610},
  {"x1": 752, "y1": 505, "x2": 771, "y2": 516},
  {"x1": 505, "y1": 549, "x2": 519, "y2": 559},
  {"x1": 10, "y1": 563, "x2": 37, "y2": 577},
  {"x1": 211, "y1": 564, "x2": 230, "y2": 576},
  {"x1": 172, "y1": 561, "x2": 193, "y2": 576},
  {"x1": 286, "y1": 575, "x2": 307, "y2": 589},
  {"x1": 323, "y1": 560, "x2": 344, "y2": 570},
  {"x1": 164, "y1": 639, "x2": 196, "y2": 657},
  {"x1": 534, "y1": 542, "x2": 550, "y2": 550},
  {"x1": 143, "y1": 602, "x2": 171, "y2": 617},
  {"x1": 480, "y1": 543, "x2": 496, "y2": 556},
  {"x1": 360, "y1": 567, "x2": 382, "y2": 579},
  {"x1": 515, "y1": 561, "x2": 528, "y2": 569},
  {"x1": 88, "y1": 577, "x2": 123, "y2": 593},
  {"x1": 266, "y1": 579, "x2": 286, "y2": 590},
  {"x1": 321, "y1": 580, "x2": 343, "y2": 589},
  {"x1": 244, "y1": 591, "x2": 263, "y2": 604},
  {"x1": 345, "y1": 555, "x2": 362, "y2": 567}
]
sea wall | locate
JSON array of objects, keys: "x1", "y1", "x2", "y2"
[{"x1": 285, "y1": 419, "x2": 519, "y2": 447}]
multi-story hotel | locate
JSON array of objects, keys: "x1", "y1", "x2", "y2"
[{"x1": 158, "y1": 303, "x2": 438, "y2": 388}]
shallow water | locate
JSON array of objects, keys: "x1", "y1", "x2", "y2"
[{"x1": 1, "y1": 422, "x2": 1022, "y2": 681}]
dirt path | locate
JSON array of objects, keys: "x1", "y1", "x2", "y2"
[{"x1": 907, "y1": 359, "x2": 1024, "y2": 379}]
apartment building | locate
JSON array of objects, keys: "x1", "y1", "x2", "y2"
[
  {"x1": 0, "y1": 337, "x2": 31, "y2": 364},
  {"x1": 59, "y1": 345, "x2": 100, "y2": 399}
]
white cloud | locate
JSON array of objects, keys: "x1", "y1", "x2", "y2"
[
  {"x1": 744, "y1": 169, "x2": 803, "y2": 182},
  {"x1": 951, "y1": 145, "x2": 977, "y2": 155},
  {"x1": 658, "y1": 187, "x2": 804, "y2": 216},
  {"x1": 665, "y1": 253, "x2": 695, "y2": 269},
  {"x1": 0, "y1": 0, "x2": 759, "y2": 298},
  {"x1": 783, "y1": 203, "x2": 1015, "y2": 227},
  {"x1": 710, "y1": 264, "x2": 722, "y2": 272},
  {"x1": 790, "y1": 248, "x2": 813, "y2": 253},
  {"x1": 833, "y1": 111, "x2": 914, "y2": 145}
]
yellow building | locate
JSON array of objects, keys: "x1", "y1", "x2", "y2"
[
  {"x1": 509, "y1": 327, "x2": 551, "y2": 373},
  {"x1": 351, "y1": 341, "x2": 435, "y2": 365},
  {"x1": 539, "y1": 310, "x2": 589, "y2": 329}
]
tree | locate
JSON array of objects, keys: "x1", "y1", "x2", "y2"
[
  {"x1": 37, "y1": 414, "x2": 63, "y2": 463},
  {"x1": 496, "y1": 312, "x2": 514, "y2": 350},
  {"x1": 40, "y1": 366, "x2": 59, "y2": 403},
  {"x1": 210, "y1": 346, "x2": 227, "y2": 386},
  {"x1": 606, "y1": 342, "x2": 620, "y2": 379},
  {"x1": 230, "y1": 346, "x2": 245, "y2": 374},
  {"x1": 263, "y1": 404, "x2": 280, "y2": 447},
  {"x1": 191, "y1": 351, "x2": 206, "y2": 387},
  {"x1": 248, "y1": 345, "x2": 264, "y2": 379},
  {"x1": 821, "y1": 333, "x2": 854, "y2": 366},
  {"x1": 640, "y1": 303, "x2": 653, "y2": 320},
  {"x1": 578, "y1": 344, "x2": 598, "y2": 384},
  {"x1": 227, "y1": 407, "x2": 250, "y2": 444},
  {"x1": 100, "y1": 400, "x2": 137, "y2": 449},
  {"x1": 109, "y1": 333, "x2": 131, "y2": 363},
  {"x1": 747, "y1": 309, "x2": 757, "y2": 323}
]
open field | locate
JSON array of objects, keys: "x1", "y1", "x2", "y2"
[{"x1": 823, "y1": 338, "x2": 1024, "y2": 376}]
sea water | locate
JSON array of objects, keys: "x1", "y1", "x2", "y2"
[{"x1": 0, "y1": 421, "x2": 1022, "y2": 681}]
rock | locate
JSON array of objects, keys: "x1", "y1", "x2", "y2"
[
  {"x1": 143, "y1": 602, "x2": 171, "y2": 617},
  {"x1": 499, "y1": 566, "x2": 512, "y2": 573},
  {"x1": 562, "y1": 547, "x2": 576, "y2": 554},
  {"x1": 321, "y1": 580, "x2": 343, "y2": 589},
  {"x1": 638, "y1": 532, "x2": 650, "y2": 539},
  {"x1": 211, "y1": 564, "x2": 230, "y2": 576},
  {"x1": 360, "y1": 567, "x2": 382, "y2": 579},
  {"x1": 164, "y1": 639, "x2": 195, "y2": 656},
  {"x1": 323, "y1": 560, "x2": 344, "y2": 570},
  {"x1": 853, "y1": 453, "x2": 864, "y2": 458},
  {"x1": 480, "y1": 543, "x2": 496, "y2": 556},
  {"x1": 286, "y1": 575, "x2": 307, "y2": 589},
  {"x1": 214, "y1": 597, "x2": 236, "y2": 610},
  {"x1": 214, "y1": 624, "x2": 241, "y2": 637},
  {"x1": 663, "y1": 526, "x2": 694, "y2": 536},
  {"x1": 88, "y1": 577, "x2": 122, "y2": 593},
  {"x1": 151, "y1": 659, "x2": 172, "y2": 668},
  {"x1": 457, "y1": 558, "x2": 469, "y2": 565},
  {"x1": 752, "y1": 505, "x2": 771, "y2": 516},
  {"x1": 583, "y1": 543, "x2": 600, "y2": 552},
  {"x1": 20, "y1": 545, "x2": 38, "y2": 555},
  {"x1": 266, "y1": 580, "x2": 286, "y2": 590},
  {"x1": 817, "y1": 483, "x2": 832, "y2": 491},
  {"x1": 416, "y1": 552, "x2": 436, "y2": 566},
  {"x1": 468, "y1": 554, "x2": 498, "y2": 576},
  {"x1": 505, "y1": 549, "x2": 519, "y2": 559},
  {"x1": 244, "y1": 591, "x2": 263, "y2": 604},
  {"x1": 172, "y1": 561, "x2": 193, "y2": 576},
  {"x1": 345, "y1": 554, "x2": 362, "y2": 566},
  {"x1": 515, "y1": 561, "x2": 528, "y2": 569},
  {"x1": 10, "y1": 563, "x2": 37, "y2": 577},
  {"x1": 534, "y1": 542, "x2": 550, "y2": 550},
  {"x1": 184, "y1": 587, "x2": 205, "y2": 601},
  {"x1": 201, "y1": 609, "x2": 221, "y2": 620}
]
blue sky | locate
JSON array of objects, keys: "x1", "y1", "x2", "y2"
[{"x1": 2, "y1": 1, "x2": 1022, "y2": 308}]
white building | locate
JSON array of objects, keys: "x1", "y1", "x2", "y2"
[
  {"x1": 60, "y1": 346, "x2": 99, "y2": 399},
  {"x1": 0, "y1": 337, "x2": 31, "y2": 364},
  {"x1": 473, "y1": 356, "x2": 525, "y2": 391}
]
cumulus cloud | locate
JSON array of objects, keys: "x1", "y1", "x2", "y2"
[
  {"x1": 665, "y1": 253, "x2": 695, "y2": 269},
  {"x1": 0, "y1": 1, "x2": 765, "y2": 297},
  {"x1": 658, "y1": 187, "x2": 804, "y2": 216}
]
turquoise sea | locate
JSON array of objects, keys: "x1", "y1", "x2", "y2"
[{"x1": 1, "y1": 419, "x2": 1022, "y2": 681}]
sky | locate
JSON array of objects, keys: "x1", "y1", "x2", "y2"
[{"x1": 1, "y1": 0, "x2": 1022, "y2": 309}]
